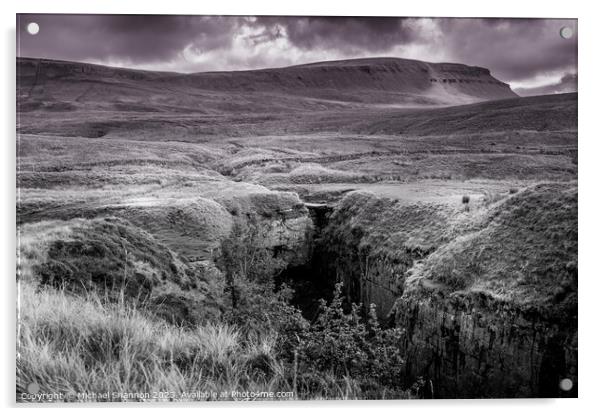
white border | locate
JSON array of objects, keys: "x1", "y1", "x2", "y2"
[{"x1": 2, "y1": 1, "x2": 600, "y2": 415}]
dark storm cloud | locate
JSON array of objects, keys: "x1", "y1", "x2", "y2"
[
  {"x1": 253, "y1": 16, "x2": 420, "y2": 53},
  {"x1": 435, "y1": 18, "x2": 577, "y2": 82},
  {"x1": 16, "y1": 14, "x2": 577, "y2": 89},
  {"x1": 17, "y1": 14, "x2": 240, "y2": 64}
]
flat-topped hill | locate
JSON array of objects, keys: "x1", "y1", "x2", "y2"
[{"x1": 17, "y1": 56, "x2": 517, "y2": 111}]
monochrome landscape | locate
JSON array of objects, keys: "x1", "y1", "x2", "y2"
[{"x1": 16, "y1": 15, "x2": 577, "y2": 401}]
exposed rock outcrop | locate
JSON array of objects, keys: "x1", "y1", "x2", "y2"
[{"x1": 393, "y1": 292, "x2": 577, "y2": 398}]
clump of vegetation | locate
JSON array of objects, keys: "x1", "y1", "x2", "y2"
[
  {"x1": 293, "y1": 283, "x2": 407, "y2": 397},
  {"x1": 509, "y1": 187, "x2": 519, "y2": 194},
  {"x1": 216, "y1": 217, "x2": 291, "y2": 331},
  {"x1": 461, "y1": 195, "x2": 470, "y2": 212}
]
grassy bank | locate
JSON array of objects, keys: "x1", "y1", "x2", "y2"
[{"x1": 17, "y1": 278, "x2": 414, "y2": 401}]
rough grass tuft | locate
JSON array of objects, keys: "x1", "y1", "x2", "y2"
[{"x1": 16, "y1": 281, "x2": 291, "y2": 402}]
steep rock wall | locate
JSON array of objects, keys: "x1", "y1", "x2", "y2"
[{"x1": 394, "y1": 293, "x2": 577, "y2": 398}]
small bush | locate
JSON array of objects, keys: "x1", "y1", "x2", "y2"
[
  {"x1": 509, "y1": 187, "x2": 519, "y2": 194},
  {"x1": 294, "y1": 283, "x2": 406, "y2": 396},
  {"x1": 216, "y1": 215, "x2": 300, "y2": 336}
]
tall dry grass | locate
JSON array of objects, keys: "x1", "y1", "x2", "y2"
[
  {"x1": 17, "y1": 281, "x2": 397, "y2": 402},
  {"x1": 17, "y1": 281, "x2": 295, "y2": 402}
]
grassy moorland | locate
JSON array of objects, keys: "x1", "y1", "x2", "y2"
[{"x1": 17, "y1": 57, "x2": 577, "y2": 400}]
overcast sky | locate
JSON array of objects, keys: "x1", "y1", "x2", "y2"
[{"x1": 17, "y1": 15, "x2": 577, "y2": 93}]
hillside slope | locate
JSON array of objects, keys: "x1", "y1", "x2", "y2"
[
  {"x1": 347, "y1": 92, "x2": 577, "y2": 135},
  {"x1": 17, "y1": 57, "x2": 517, "y2": 115},
  {"x1": 173, "y1": 57, "x2": 517, "y2": 104}
]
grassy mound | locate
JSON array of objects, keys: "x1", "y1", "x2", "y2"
[
  {"x1": 18, "y1": 217, "x2": 223, "y2": 325},
  {"x1": 406, "y1": 182, "x2": 577, "y2": 308},
  {"x1": 325, "y1": 190, "x2": 473, "y2": 264},
  {"x1": 120, "y1": 198, "x2": 234, "y2": 261}
]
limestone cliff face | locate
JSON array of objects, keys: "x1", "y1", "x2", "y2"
[
  {"x1": 393, "y1": 294, "x2": 577, "y2": 398},
  {"x1": 216, "y1": 190, "x2": 314, "y2": 267},
  {"x1": 319, "y1": 184, "x2": 577, "y2": 398}
]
